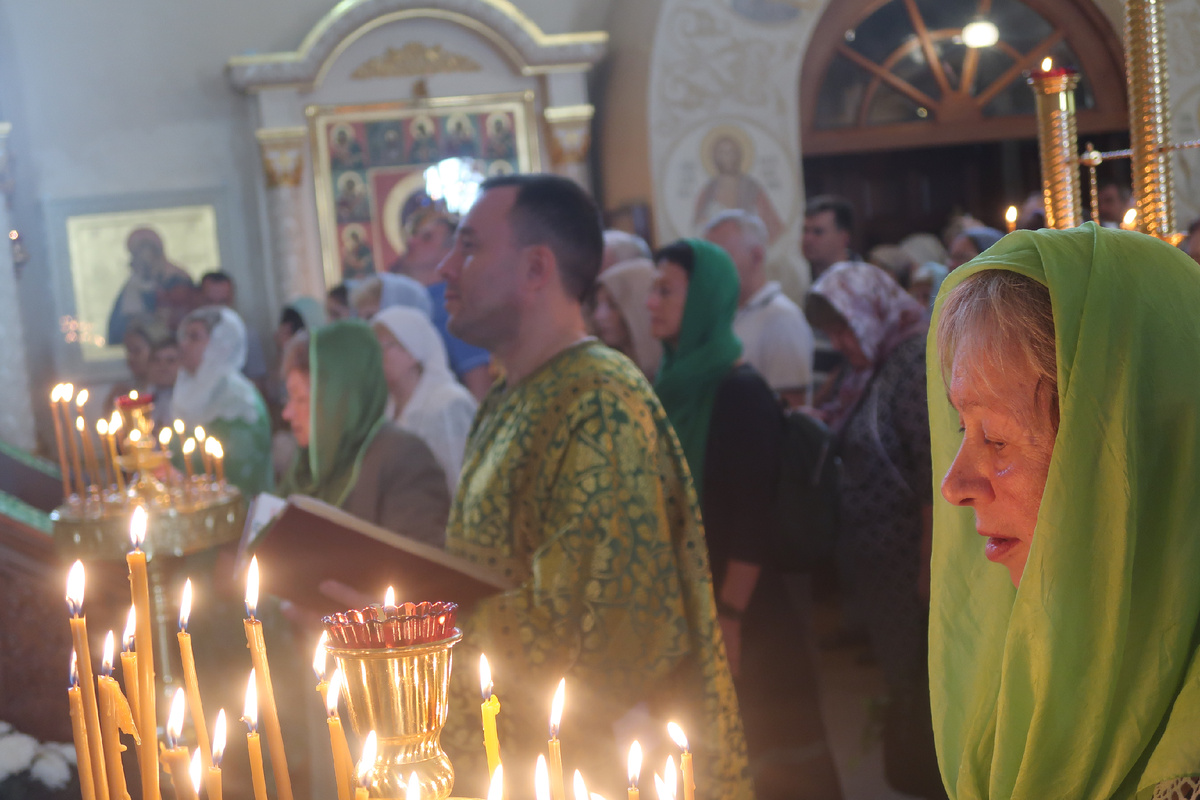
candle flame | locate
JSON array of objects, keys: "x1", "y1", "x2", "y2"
[
  {"x1": 357, "y1": 730, "x2": 377, "y2": 788},
  {"x1": 573, "y1": 770, "x2": 589, "y2": 800},
  {"x1": 243, "y1": 670, "x2": 258, "y2": 731},
  {"x1": 66, "y1": 560, "x2": 85, "y2": 615},
  {"x1": 76, "y1": 389, "x2": 89, "y2": 408},
  {"x1": 486, "y1": 763, "x2": 504, "y2": 800},
  {"x1": 1123, "y1": 208, "x2": 1138, "y2": 226},
  {"x1": 109, "y1": 411, "x2": 123, "y2": 432},
  {"x1": 1005, "y1": 205, "x2": 1018, "y2": 224},
  {"x1": 1041, "y1": 56, "x2": 1053, "y2": 72},
  {"x1": 480, "y1": 653, "x2": 493, "y2": 700},
  {"x1": 129, "y1": 390, "x2": 138, "y2": 401},
  {"x1": 535, "y1": 754, "x2": 550, "y2": 800},
  {"x1": 123, "y1": 606, "x2": 137, "y2": 652},
  {"x1": 173, "y1": 419, "x2": 185, "y2": 435},
  {"x1": 213, "y1": 709, "x2": 227, "y2": 766},
  {"x1": 50, "y1": 384, "x2": 61, "y2": 403},
  {"x1": 190, "y1": 748, "x2": 203, "y2": 794},
  {"x1": 159, "y1": 428, "x2": 172, "y2": 447},
  {"x1": 406, "y1": 771, "x2": 420, "y2": 800},
  {"x1": 96, "y1": 418, "x2": 108, "y2": 436},
  {"x1": 211, "y1": 439, "x2": 224, "y2": 459},
  {"x1": 385, "y1": 585, "x2": 395, "y2": 608},
  {"x1": 326, "y1": 668, "x2": 343, "y2": 717},
  {"x1": 63, "y1": 383, "x2": 75, "y2": 403},
  {"x1": 180, "y1": 578, "x2": 193, "y2": 631},
  {"x1": 628, "y1": 741, "x2": 642, "y2": 787},
  {"x1": 130, "y1": 504, "x2": 147, "y2": 549},
  {"x1": 129, "y1": 429, "x2": 141, "y2": 443},
  {"x1": 667, "y1": 722, "x2": 688, "y2": 752},
  {"x1": 102, "y1": 630, "x2": 115, "y2": 675},
  {"x1": 75, "y1": 416, "x2": 84, "y2": 432},
  {"x1": 204, "y1": 437, "x2": 215, "y2": 455},
  {"x1": 183, "y1": 437, "x2": 196, "y2": 455},
  {"x1": 69, "y1": 649, "x2": 78, "y2": 687},
  {"x1": 653, "y1": 774, "x2": 669, "y2": 800},
  {"x1": 664, "y1": 757, "x2": 677, "y2": 800},
  {"x1": 168, "y1": 687, "x2": 187, "y2": 746},
  {"x1": 549, "y1": 677, "x2": 565, "y2": 737},
  {"x1": 245, "y1": 556, "x2": 260, "y2": 618},
  {"x1": 313, "y1": 632, "x2": 329, "y2": 681},
  {"x1": 195, "y1": 426, "x2": 206, "y2": 443}
]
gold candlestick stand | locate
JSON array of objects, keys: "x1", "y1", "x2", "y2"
[{"x1": 1028, "y1": 68, "x2": 1083, "y2": 230}]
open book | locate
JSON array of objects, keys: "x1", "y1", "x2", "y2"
[{"x1": 237, "y1": 494, "x2": 512, "y2": 614}]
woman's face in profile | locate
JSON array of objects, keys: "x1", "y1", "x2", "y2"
[
  {"x1": 940, "y1": 341, "x2": 1057, "y2": 587},
  {"x1": 647, "y1": 260, "x2": 689, "y2": 346},
  {"x1": 592, "y1": 285, "x2": 630, "y2": 351},
  {"x1": 179, "y1": 321, "x2": 210, "y2": 375}
]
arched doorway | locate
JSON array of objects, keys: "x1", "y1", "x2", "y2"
[{"x1": 799, "y1": 0, "x2": 1128, "y2": 245}]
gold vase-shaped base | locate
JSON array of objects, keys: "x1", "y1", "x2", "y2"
[{"x1": 330, "y1": 631, "x2": 462, "y2": 800}]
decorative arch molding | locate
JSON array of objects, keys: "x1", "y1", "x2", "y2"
[{"x1": 227, "y1": 0, "x2": 607, "y2": 91}]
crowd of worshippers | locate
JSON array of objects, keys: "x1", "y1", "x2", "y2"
[{"x1": 102, "y1": 174, "x2": 1200, "y2": 800}]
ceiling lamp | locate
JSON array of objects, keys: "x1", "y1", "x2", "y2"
[{"x1": 962, "y1": 18, "x2": 1000, "y2": 48}]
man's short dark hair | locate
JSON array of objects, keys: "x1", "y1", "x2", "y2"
[
  {"x1": 805, "y1": 195, "x2": 855, "y2": 234},
  {"x1": 478, "y1": 174, "x2": 603, "y2": 302},
  {"x1": 327, "y1": 284, "x2": 349, "y2": 305},
  {"x1": 199, "y1": 270, "x2": 234, "y2": 288}
]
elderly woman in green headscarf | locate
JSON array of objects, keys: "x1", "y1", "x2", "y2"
[
  {"x1": 649, "y1": 238, "x2": 841, "y2": 798},
  {"x1": 279, "y1": 321, "x2": 450, "y2": 546},
  {"x1": 930, "y1": 223, "x2": 1200, "y2": 799}
]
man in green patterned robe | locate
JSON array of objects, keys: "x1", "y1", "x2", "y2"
[{"x1": 437, "y1": 174, "x2": 753, "y2": 800}]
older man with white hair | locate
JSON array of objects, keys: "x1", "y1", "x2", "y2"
[
  {"x1": 600, "y1": 228, "x2": 652, "y2": 272},
  {"x1": 704, "y1": 209, "x2": 814, "y2": 407}
]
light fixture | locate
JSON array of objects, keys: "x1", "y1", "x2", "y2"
[{"x1": 962, "y1": 17, "x2": 999, "y2": 48}]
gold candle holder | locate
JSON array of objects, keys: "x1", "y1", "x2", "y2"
[
  {"x1": 1126, "y1": 0, "x2": 1175, "y2": 237},
  {"x1": 329, "y1": 631, "x2": 463, "y2": 800},
  {"x1": 1028, "y1": 64, "x2": 1083, "y2": 230}
]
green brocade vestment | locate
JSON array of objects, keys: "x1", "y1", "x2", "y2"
[{"x1": 442, "y1": 341, "x2": 753, "y2": 800}]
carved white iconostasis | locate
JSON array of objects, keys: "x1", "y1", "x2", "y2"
[{"x1": 228, "y1": 0, "x2": 606, "y2": 305}]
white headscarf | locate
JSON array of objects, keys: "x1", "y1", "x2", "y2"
[
  {"x1": 171, "y1": 306, "x2": 261, "y2": 426},
  {"x1": 371, "y1": 306, "x2": 478, "y2": 494}
]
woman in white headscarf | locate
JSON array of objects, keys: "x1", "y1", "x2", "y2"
[
  {"x1": 172, "y1": 305, "x2": 273, "y2": 496},
  {"x1": 371, "y1": 307, "x2": 478, "y2": 495}
]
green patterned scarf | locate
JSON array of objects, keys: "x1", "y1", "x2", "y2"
[
  {"x1": 654, "y1": 238, "x2": 742, "y2": 498},
  {"x1": 928, "y1": 223, "x2": 1200, "y2": 799},
  {"x1": 280, "y1": 321, "x2": 387, "y2": 507}
]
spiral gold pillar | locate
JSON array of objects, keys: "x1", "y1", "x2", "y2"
[
  {"x1": 1125, "y1": 0, "x2": 1175, "y2": 237},
  {"x1": 1028, "y1": 67, "x2": 1084, "y2": 230}
]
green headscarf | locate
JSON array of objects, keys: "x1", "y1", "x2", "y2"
[
  {"x1": 280, "y1": 321, "x2": 387, "y2": 506},
  {"x1": 654, "y1": 238, "x2": 743, "y2": 498},
  {"x1": 928, "y1": 223, "x2": 1200, "y2": 799}
]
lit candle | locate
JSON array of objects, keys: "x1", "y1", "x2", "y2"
[
  {"x1": 667, "y1": 723, "x2": 693, "y2": 800},
  {"x1": 189, "y1": 749, "x2": 203, "y2": 800},
  {"x1": 243, "y1": 556, "x2": 294, "y2": 800},
  {"x1": 653, "y1": 775, "x2": 669, "y2": 800},
  {"x1": 207, "y1": 709, "x2": 225, "y2": 800},
  {"x1": 355, "y1": 730, "x2": 377, "y2": 800},
  {"x1": 158, "y1": 426, "x2": 172, "y2": 453},
  {"x1": 62, "y1": 384, "x2": 86, "y2": 497},
  {"x1": 66, "y1": 561, "x2": 110, "y2": 800},
  {"x1": 1122, "y1": 208, "x2": 1138, "y2": 230},
  {"x1": 535, "y1": 754, "x2": 551, "y2": 800},
  {"x1": 194, "y1": 427, "x2": 212, "y2": 477},
  {"x1": 76, "y1": 390, "x2": 101, "y2": 489},
  {"x1": 164, "y1": 689, "x2": 198, "y2": 800},
  {"x1": 97, "y1": 631, "x2": 136, "y2": 800},
  {"x1": 49, "y1": 386, "x2": 72, "y2": 499},
  {"x1": 1041, "y1": 56, "x2": 1053, "y2": 72},
  {"x1": 663, "y1": 756, "x2": 677, "y2": 800},
  {"x1": 314, "y1": 632, "x2": 330, "y2": 706},
  {"x1": 1005, "y1": 205, "x2": 1018, "y2": 233},
  {"x1": 173, "y1": 419, "x2": 185, "y2": 436},
  {"x1": 548, "y1": 678, "x2": 566, "y2": 800},
  {"x1": 107, "y1": 413, "x2": 127, "y2": 494},
  {"x1": 487, "y1": 763, "x2": 504, "y2": 800},
  {"x1": 243, "y1": 672, "x2": 269, "y2": 800},
  {"x1": 210, "y1": 439, "x2": 225, "y2": 485},
  {"x1": 182, "y1": 439, "x2": 196, "y2": 486},
  {"x1": 126, "y1": 506, "x2": 159, "y2": 800},
  {"x1": 325, "y1": 669, "x2": 354, "y2": 800},
  {"x1": 68, "y1": 652, "x2": 99, "y2": 800},
  {"x1": 627, "y1": 741, "x2": 642, "y2": 800},
  {"x1": 406, "y1": 770, "x2": 420, "y2": 800},
  {"x1": 119, "y1": 606, "x2": 140, "y2": 727},
  {"x1": 480, "y1": 654, "x2": 502, "y2": 777},
  {"x1": 177, "y1": 579, "x2": 213, "y2": 777},
  {"x1": 384, "y1": 585, "x2": 396, "y2": 616},
  {"x1": 95, "y1": 420, "x2": 113, "y2": 490},
  {"x1": 573, "y1": 770, "x2": 590, "y2": 800}
]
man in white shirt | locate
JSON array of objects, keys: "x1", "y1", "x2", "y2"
[{"x1": 704, "y1": 209, "x2": 814, "y2": 407}]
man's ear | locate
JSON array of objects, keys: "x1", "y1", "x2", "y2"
[{"x1": 522, "y1": 243, "x2": 558, "y2": 292}]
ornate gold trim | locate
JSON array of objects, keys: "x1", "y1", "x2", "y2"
[
  {"x1": 543, "y1": 104, "x2": 595, "y2": 124},
  {"x1": 350, "y1": 42, "x2": 481, "y2": 79},
  {"x1": 256, "y1": 127, "x2": 308, "y2": 189}
]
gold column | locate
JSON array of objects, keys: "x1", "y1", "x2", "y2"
[
  {"x1": 1126, "y1": 0, "x2": 1175, "y2": 237},
  {"x1": 543, "y1": 105, "x2": 595, "y2": 189},
  {"x1": 1028, "y1": 67, "x2": 1083, "y2": 230}
]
